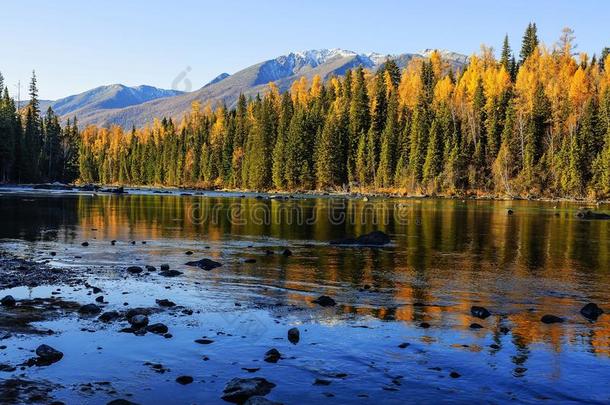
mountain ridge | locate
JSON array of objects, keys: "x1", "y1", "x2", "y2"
[{"x1": 50, "y1": 48, "x2": 468, "y2": 128}]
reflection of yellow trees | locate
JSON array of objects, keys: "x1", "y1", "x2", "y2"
[{"x1": 74, "y1": 194, "x2": 609, "y2": 355}]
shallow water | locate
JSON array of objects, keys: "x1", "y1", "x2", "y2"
[{"x1": 0, "y1": 190, "x2": 609, "y2": 404}]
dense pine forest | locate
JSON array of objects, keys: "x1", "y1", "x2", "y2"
[{"x1": 1, "y1": 24, "x2": 610, "y2": 199}]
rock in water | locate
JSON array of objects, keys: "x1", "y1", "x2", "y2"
[
  {"x1": 0, "y1": 295, "x2": 16, "y2": 307},
  {"x1": 78, "y1": 304, "x2": 101, "y2": 315},
  {"x1": 99, "y1": 311, "x2": 120, "y2": 322},
  {"x1": 35, "y1": 344, "x2": 63, "y2": 364},
  {"x1": 184, "y1": 258, "x2": 222, "y2": 270},
  {"x1": 160, "y1": 264, "x2": 170, "y2": 271},
  {"x1": 176, "y1": 375, "x2": 194, "y2": 385},
  {"x1": 145, "y1": 265, "x2": 156, "y2": 272},
  {"x1": 287, "y1": 327, "x2": 300, "y2": 344},
  {"x1": 81, "y1": 241, "x2": 89, "y2": 247},
  {"x1": 156, "y1": 299, "x2": 176, "y2": 307},
  {"x1": 160, "y1": 270, "x2": 183, "y2": 277},
  {"x1": 146, "y1": 323, "x2": 169, "y2": 334},
  {"x1": 126, "y1": 266, "x2": 143, "y2": 274},
  {"x1": 329, "y1": 230, "x2": 391, "y2": 246},
  {"x1": 312, "y1": 295, "x2": 336, "y2": 307},
  {"x1": 471, "y1": 306, "x2": 491, "y2": 319},
  {"x1": 281, "y1": 249, "x2": 292, "y2": 257},
  {"x1": 264, "y1": 348, "x2": 281, "y2": 363},
  {"x1": 541, "y1": 314, "x2": 564, "y2": 324},
  {"x1": 221, "y1": 377, "x2": 276, "y2": 403},
  {"x1": 128, "y1": 314, "x2": 149, "y2": 329},
  {"x1": 580, "y1": 303, "x2": 604, "y2": 320}
]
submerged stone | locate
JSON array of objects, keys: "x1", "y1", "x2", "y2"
[{"x1": 329, "y1": 230, "x2": 391, "y2": 246}]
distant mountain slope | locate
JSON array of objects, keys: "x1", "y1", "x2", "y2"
[
  {"x1": 71, "y1": 49, "x2": 468, "y2": 128},
  {"x1": 21, "y1": 84, "x2": 183, "y2": 121}
]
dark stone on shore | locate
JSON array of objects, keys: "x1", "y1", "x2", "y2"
[
  {"x1": 99, "y1": 311, "x2": 120, "y2": 322},
  {"x1": 470, "y1": 305, "x2": 491, "y2": 319},
  {"x1": 81, "y1": 242, "x2": 89, "y2": 247},
  {"x1": 78, "y1": 304, "x2": 101, "y2": 315},
  {"x1": 281, "y1": 249, "x2": 292, "y2": 257},
  {"x1": 580, "y1": 303, "x2": 604, "y2": 320},
  {"x1": 160, "y1": 264, "x2": 170, "y2": 271},
  {"x1": 176, "y1": 375, "x2": 193, "y2": 385},
  {"x1": 244, "y1": 259, "x2": 256, "y2": 264},
  {"x1": 287, "y1": 327, "x2": 300, "y2": 344},
  {"x1": 312, "y1": 295, "x2": 336, "y2": 307},
  {"x1": 541, "y1": 314, "x2": 564, "y2": 324},
  {"x1": 184, "y1": 258, "x2": 222, "y2": 270},
  {"x1": 264, "y1": 348, "x2": 281, "y2": 363},
  {"x1": 330, "y1": 230, "x2": 391, "y2": 246},
  {"x1": 145, "y1": 265, "x2": 156, "y2": 272},
  {"x1": 470, "y1": 323, "x2": 483, "y2": 329},
  {"x1": 160, "y1": 270, "x2": 183, "y2": 277},
  {"x1": 156, "y1": 299, "x2": 176, "y2": 307},
  {"x1": 146, "y1": 323, "x2": 168, "y2": 334},
  {"x1": 126, "y1": 266, "x2": 143, "y2": 274},
  {"x1": 1, "y1": 295, "x2": 16, "y2": 307},
  {"x1": 221, "y1": 377, "x2": 276, "y2": 404},
  {"x1": 35, "y1": 344, "x2": 63, "y2": 365},
  {"x1": 128, "y1": 314, "x2": 149, "y2": 329},
  {"x1": 450, "y1": 371, "x2": 461, "y2": 378},
  {"x1": 195, "y1": 339, "x2": 214, "y2": 345},
  {"x1": 576, "y1": 210, "x2": 610, "y2": 220}
]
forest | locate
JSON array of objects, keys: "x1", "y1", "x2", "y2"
[{"x1": 1, "y1": 24, "x2": 610, "y2": 199}]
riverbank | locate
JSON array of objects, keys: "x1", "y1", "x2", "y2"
[{"x1": 1, "y1": 183, "x2": 609, "y2": 206}]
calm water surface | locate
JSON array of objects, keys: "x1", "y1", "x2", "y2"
[{"x1": 0, "y1": 190, "x2": 609, "y2": 404}]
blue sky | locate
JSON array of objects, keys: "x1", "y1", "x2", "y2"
[{"x1": 1, "y1": 0, "x2": 608, "y2": 99}]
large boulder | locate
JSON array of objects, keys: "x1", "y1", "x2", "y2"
[
  {"x1": 221, "y1": 377, "x2": 276, "y2": 403},
  {"x1": 330, "y1": 231, "x2": 391, "y2": 246}
]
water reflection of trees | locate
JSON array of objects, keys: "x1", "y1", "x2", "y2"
[{"x1": 68, "y1": 194, "x2": 608, "y2": 358}]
